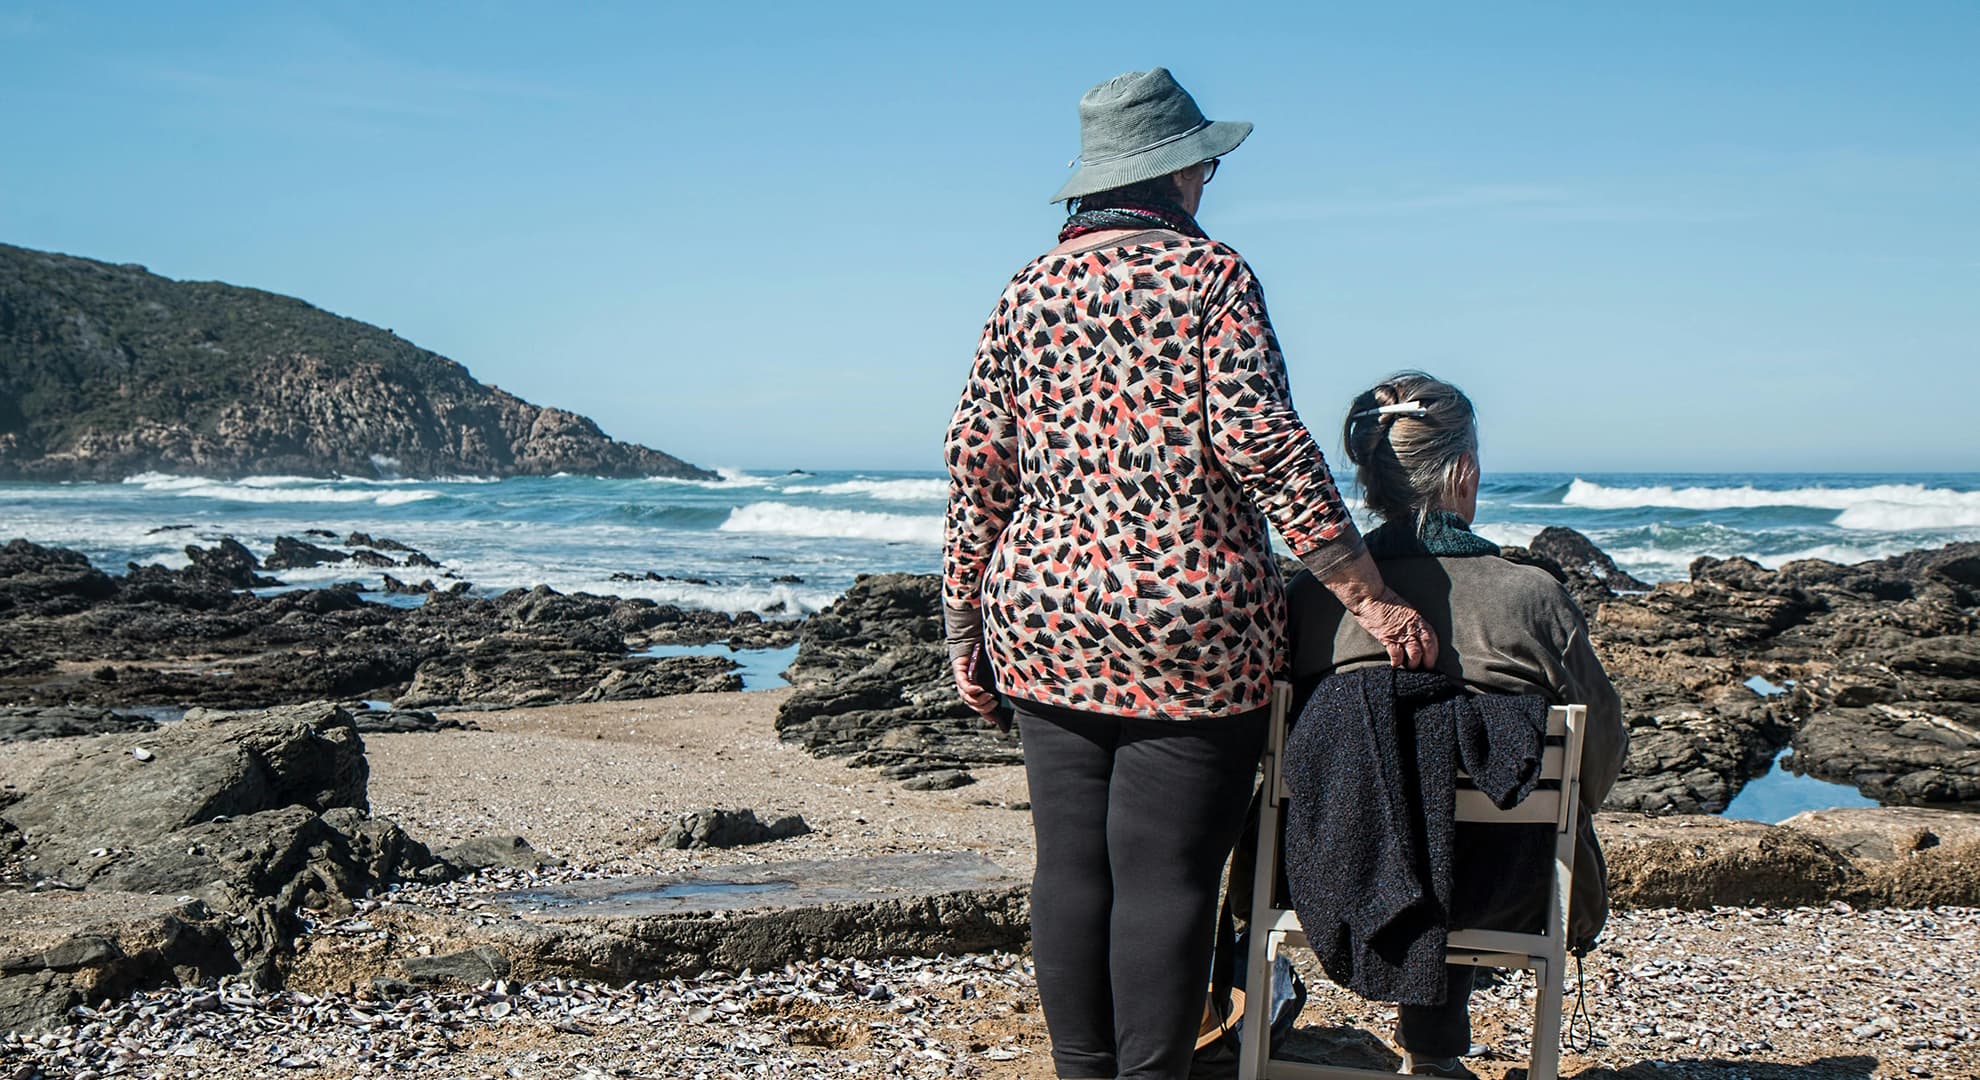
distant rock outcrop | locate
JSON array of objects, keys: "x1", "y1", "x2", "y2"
[{"x1": 0, "y1": 243, "x2": 712, "y2": 481}]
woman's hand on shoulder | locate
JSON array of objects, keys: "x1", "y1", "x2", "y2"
[{"x1": 1347, "y1": 588, "x2": 1441, "y2": 670}]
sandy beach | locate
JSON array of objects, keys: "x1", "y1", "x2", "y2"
[
  {"x1": 362, "y1": 689, "x2": 1037, "y2": 879},
  {"x1": 7, "y1": 688, "x2": 1968, "y2": 1079}
]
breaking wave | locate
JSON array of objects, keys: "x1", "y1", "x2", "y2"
[
  {"x1": 717, "y1": 502, "x2": 942, "y2": 544},
  {"x1": 1562, "y1": 479, "x2": 1980, "y2": 530},
  {"x1": 784, "y1": 477, "x2": 948, "y2": 502}
]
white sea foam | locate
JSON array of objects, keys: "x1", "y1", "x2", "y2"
[
  {"x1": 785, "y1": 477, "x2": 949, "y2": 502},
  {"x1": 644, "y1": 467, "x2": 772, "y2": 489},
  {"x1": 121, "y1": 471, "x2": 490, "y2": 489},
  {"x1": 1832, "y1": 502, "x2": 1980, "y2": 531},
  {"x1": 1563, "y1": 478, "x2": 1980, "y2": 530},
  {"x1": 1469, "y1": 522, "x2": 1541, "y2": 549},
  {"x1": 187, "y1": 484, "x2": 436, "y2": 506},
  {"x1": 1752, "y1": 540, "x2": 1946, "y2": 569},
  {"x1": 717, "y1": 502, "x2": 942, "y2": 545}
]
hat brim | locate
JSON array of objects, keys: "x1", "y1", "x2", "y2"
[{"x1": 1050, "y1": 119, "x2": 1252, "y2": 204}]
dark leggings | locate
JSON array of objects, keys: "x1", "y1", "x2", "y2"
[
  {"x1": 1018, "y1": 699, "x2": 1268, "y2": 1080},
  {"x1": 1396, "y1": 965, "x2": 1476, "y2": 1058}
]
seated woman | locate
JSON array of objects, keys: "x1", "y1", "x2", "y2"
[{"x1": 1284, "y1": 371, "x2": 1627, "y2": 1079}]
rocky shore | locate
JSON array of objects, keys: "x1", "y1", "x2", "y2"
[
  {"x1": 0, "y1": 691, "x2": 1972, "y2": 1078},
  {"x1": 0, "y1": 535, "x2": 791, "y2": 718},
  {"x1": 0, "y1": 528, "x2": 1975, "y2": 1076},
  {"x1": 777, "y1": 532, "x2": 1980, "y2": 815}
]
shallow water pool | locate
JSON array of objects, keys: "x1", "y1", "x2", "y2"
[
  {"x1": 1719, "y1": 748, "x2": 1877, "y2": 824},
  {"x1": 633, "y1": 643, "x2": 800, "y2": 691}
]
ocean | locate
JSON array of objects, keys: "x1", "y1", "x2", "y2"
[{"x1": 4, "y1": 469, "x2": 1977, "y2": 616}]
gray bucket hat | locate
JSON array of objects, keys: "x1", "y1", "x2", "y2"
[{"x1": 1051, "y1": 67, "x2": 1252, "y2": 204}]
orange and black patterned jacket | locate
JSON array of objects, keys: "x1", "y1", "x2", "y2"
[{"x1": 944, "y1": 232, "x2": 1363, "y2": 720}]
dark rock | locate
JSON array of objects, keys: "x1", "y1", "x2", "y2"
[
  {"x1": 436, "y1": 834, "x2": 563, "y2": 872},
  {"x1": 1790, "y1": 705, "x2": 1980, "y2": 806},
  {"x1": 345, "y1": 533, "x2": 413, "y2": 553},
  {"x1": 183, "y1": 538, "x2": 277, "y2": 589},
  {"x1": 0, "y1": 538, "x2": 776, "y2": 713},
  {"x1": 1585, "y1": 538, "x2": 1979, "y2": 811},
  {"x1": 350, "y1": 707, "x2": 473, "y2": 734},
  {"x1": 654, "y1": 808, "x2": 811, "y2": 850},
  {"x1": 1531, "y1": 525, "x2": 1651, "y2": 594},
  {"x1": 1, "y1": 703, "x2": 369, "y2": 885},
  {"x1": 401, "y1": 945, "x2": 511, "y2": 987},
  {"x1": 775, "y1": 576, "x2": 1019, "y2": 785},
  {"x1": 0, "y1": 894, "x2": 237, "y2": 1034},
  {"x1": 0, "y1": 539, "x2": 117, "y2": 615},
  {"x1": 0, "y1": 701, "x2": 450, "y2": 1003},
  {"x1": 346, "y1": 549, "x2": 398, "y2": 569},
  {"x1": 901, "y1": 770, "x2": 976, "y2": 791},
  {"x1": 783, "y1": 573, "x2": 947, "y2": 687},
  {"x1": 577, "y1": 656, "x2": 742, "y2": 703},
  {"x1": 0, "y1": 707, "x2": 157, "y2": 744},
  {"x1": 262, "y1": 536, "x2": 349, "y2": 571},
  {"x1": 379, "y1": 574, "x2": 432, "y2": 595}
]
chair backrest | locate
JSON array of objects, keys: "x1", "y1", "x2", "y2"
[
  {"x1": 1454, "y1": 704, "x2": 1587, "y2": 833},
  {"x1": 1268, "y1": 686, "x2": 1587, "y2": 834},
  {"x1": 1247, "y1": 687, "x2": 1588, "y2": 1080}
]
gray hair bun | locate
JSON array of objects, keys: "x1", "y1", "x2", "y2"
[{"x1": 1342, "y1": 372, "x2": 1478, "y2": 532}]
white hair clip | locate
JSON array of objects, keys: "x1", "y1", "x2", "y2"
[{"x1": 1350, "y1": 401, "x2": 1429, "y2": 420}]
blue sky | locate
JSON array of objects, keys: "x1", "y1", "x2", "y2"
[{"x1": 3, "y1": 2, "x2": 1975, "y2": 473}]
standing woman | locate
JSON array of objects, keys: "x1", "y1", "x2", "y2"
[{"x1": 943, "y1": 68, "x2": 1438, "y2": 1079}]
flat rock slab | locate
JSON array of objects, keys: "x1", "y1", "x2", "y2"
[
  {"x1": 494, "y1": 851, "x2": 1019, "y2": 919},
  {"x1": 290, "y1": 853, "x2": 1030, "y2": 992},
  {"x1": 1598, "y1": 808, "x2": 1980, "y2": 909},
  {"x1": 0, "y1": 890, "x2": 237, "y2": 1034}
]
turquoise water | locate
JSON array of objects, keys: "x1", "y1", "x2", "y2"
[
  {"x1": 4, "y1": 469, "x2": 1976, "y2": 617},
  {"x1": 636, "y1": 644, "x2": 800, "y2": 691},
  {"x1": 1720, "y1": 749, "x2": 1879, "y2": 823}
]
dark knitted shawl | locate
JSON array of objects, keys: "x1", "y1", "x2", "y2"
[{"x1": 1281, "y1": 667, "x2": 1547, "y2": 1005}]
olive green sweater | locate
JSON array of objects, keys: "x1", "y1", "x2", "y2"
[{"x1": 1285, "y1": 522, "x2": 1626, "y2": 946}]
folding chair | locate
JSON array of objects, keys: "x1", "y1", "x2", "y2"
[{"x1": 1238, "y1": 682, "x2": 1589, "y2": 1080}]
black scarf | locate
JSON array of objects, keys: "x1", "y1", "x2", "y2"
[{"x1": 1058, "y1": 202, "x2": 1205, "y2": 243}]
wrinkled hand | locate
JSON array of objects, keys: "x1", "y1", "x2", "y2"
[
  {"x1": 1349, "y1": 590, "x2": 1440, "y2": 669},
  {"x1": 951, "y1": 653, "x2": 1002, "y2": 719}
]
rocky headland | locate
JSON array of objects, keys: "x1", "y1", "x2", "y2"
[{"x1": 0, "y1": 243, "x2": 711, "y2": 481}]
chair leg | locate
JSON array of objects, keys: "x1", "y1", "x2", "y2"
[
  {"x1": 1238, "y1": 930, "x2": 1279, "y2": 1080},
  {"x1": 1528, "y1": 956, "x2": 1562, "y2": 1080}
]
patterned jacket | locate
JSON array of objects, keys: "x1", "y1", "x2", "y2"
[{"x1": 944, "y1": 232, "x2": 1363, "y2": 720}]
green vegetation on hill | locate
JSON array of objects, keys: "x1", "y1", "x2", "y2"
[{"x1": 0, "y1": 243, "x2": 711, "y2": 481}]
